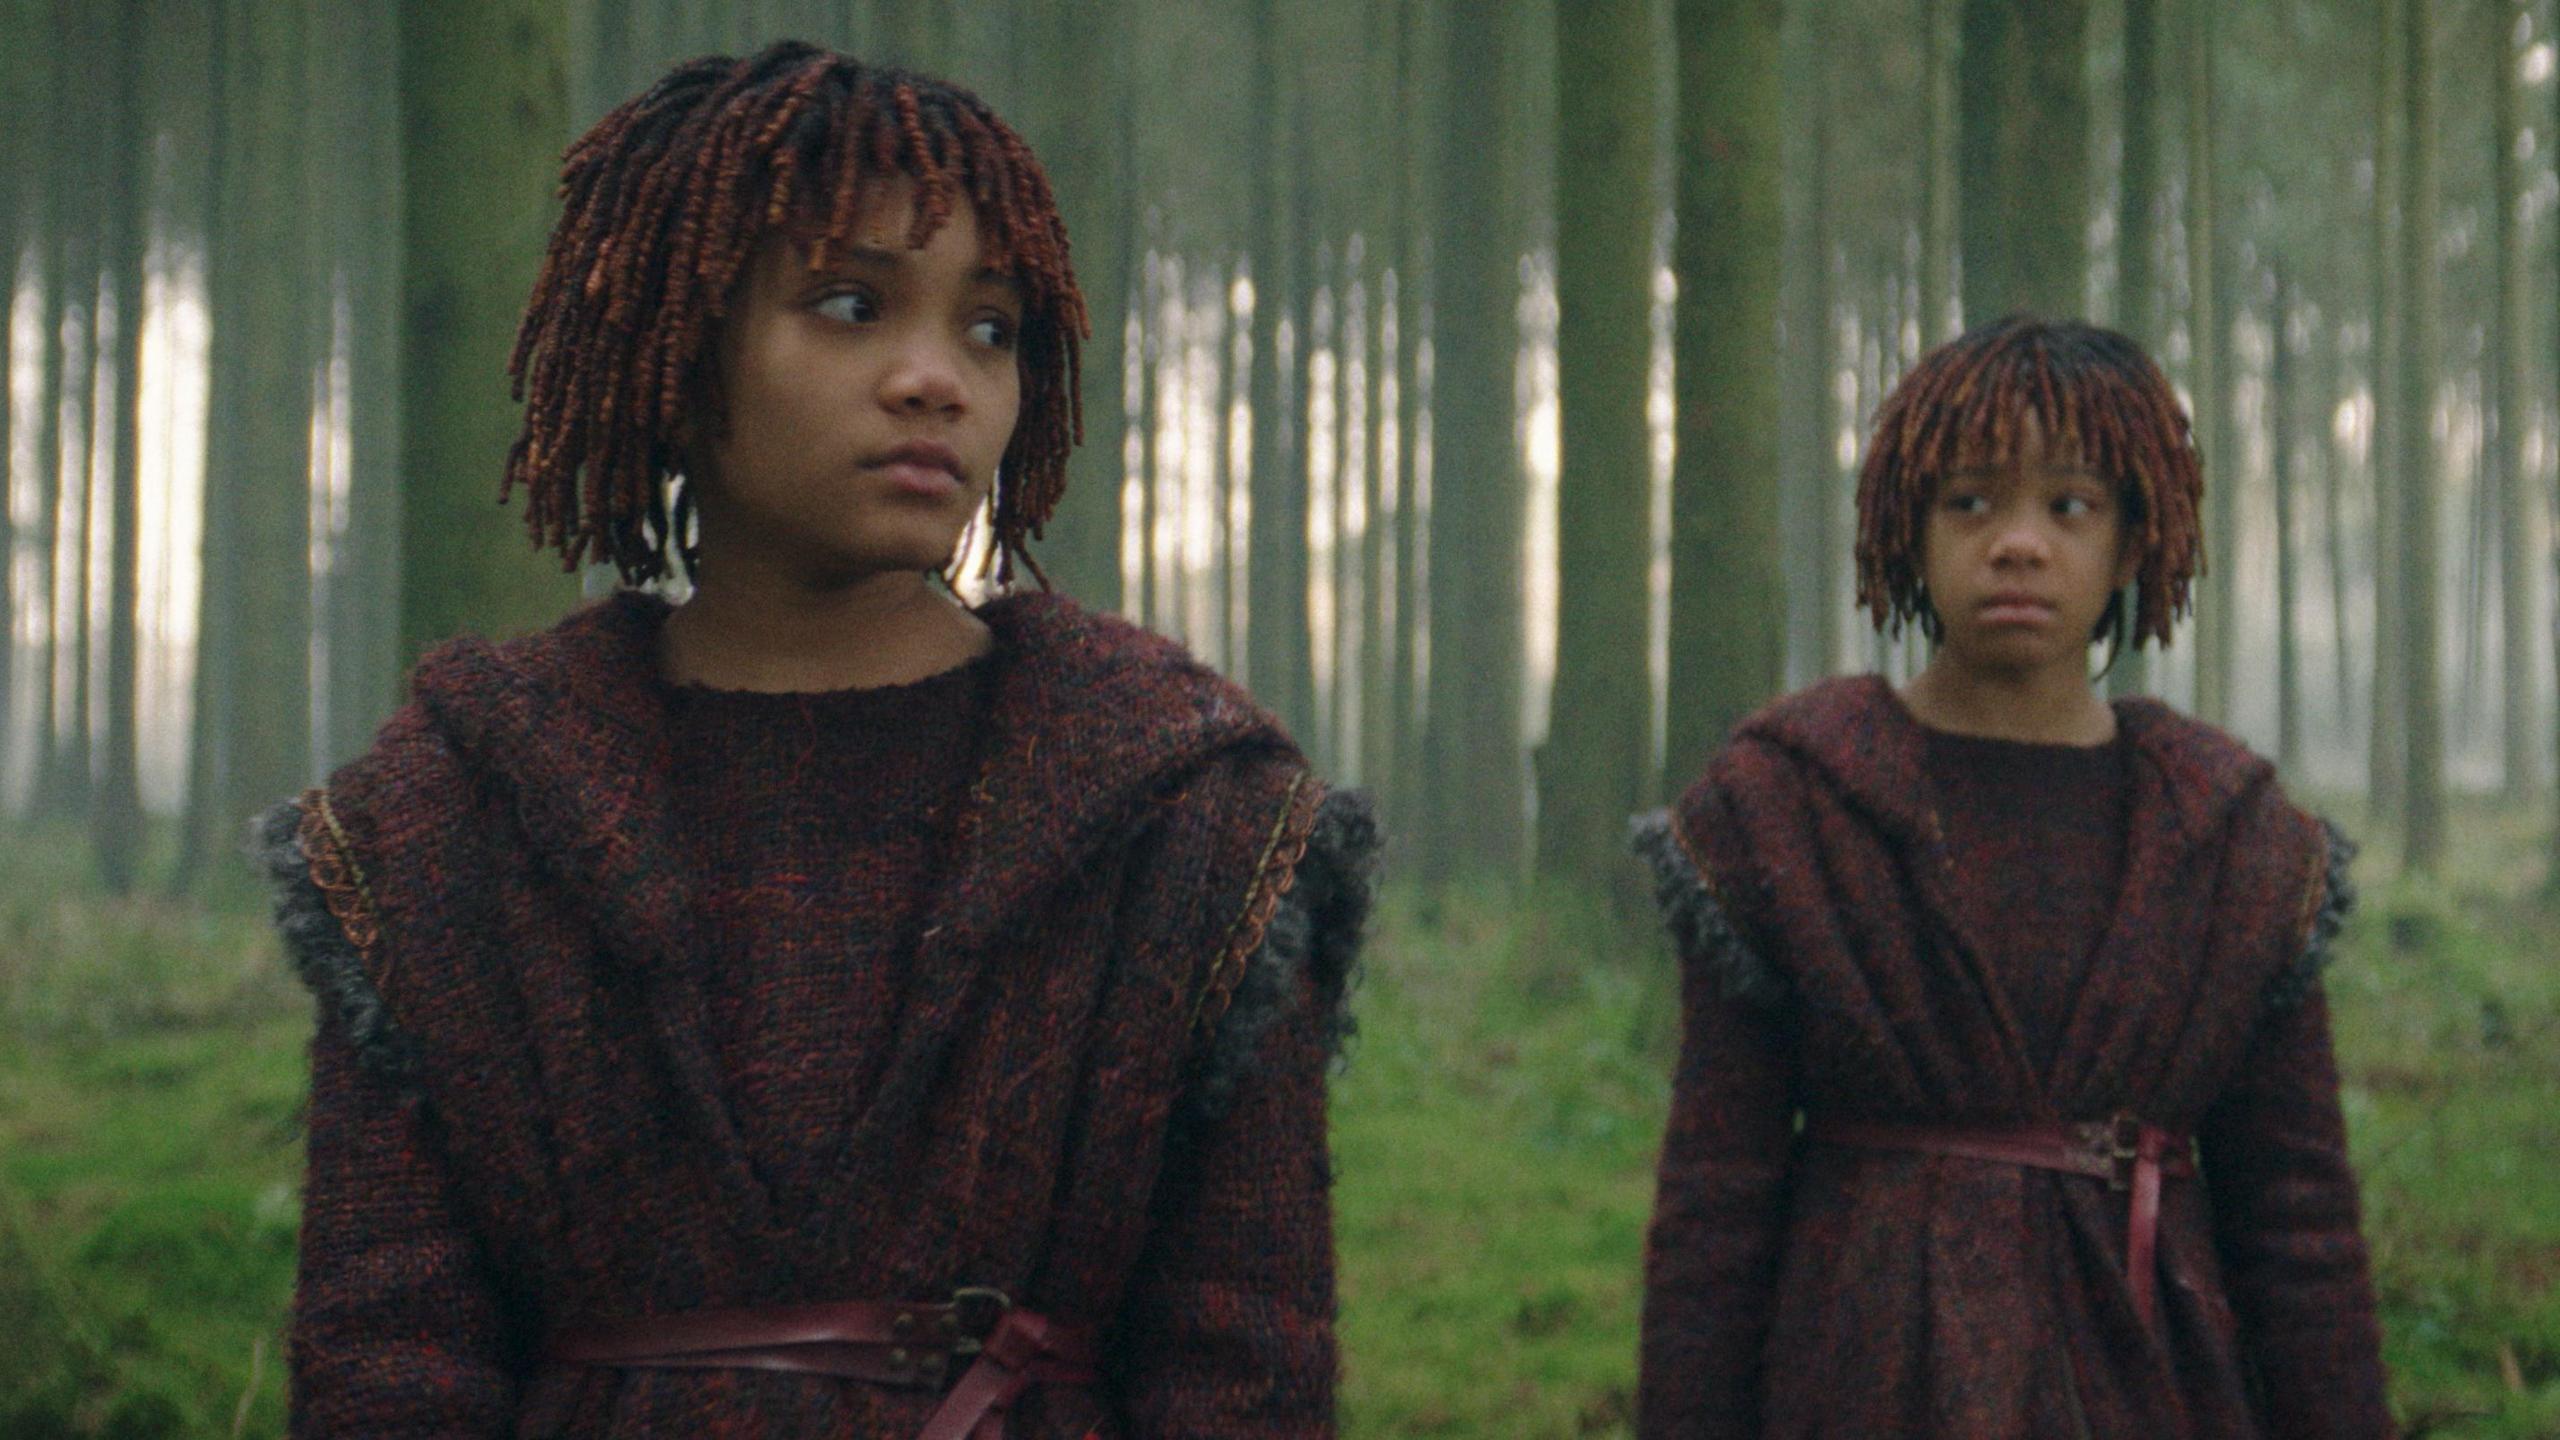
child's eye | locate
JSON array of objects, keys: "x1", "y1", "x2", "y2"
[
  {"x1": 966, "y1": 314, "x2": 1018, "y2": 351},
  {"x1": 814, "y1": 290, "x2": 879, "y2": 324},
  {"x1": 1944, "y1": 492, "x2": 1990, "y2": 516},
  {"x1": 2055, "y1": 495, "x2": 2095, "y2": 518}
]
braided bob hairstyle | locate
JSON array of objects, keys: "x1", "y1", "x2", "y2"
[
  {"x1": 503, "y1": 41, "x2": 1088, "y2": 587},
  {"x1": 1854, "y1": 315, "x2": 2204, "y2": 652}
]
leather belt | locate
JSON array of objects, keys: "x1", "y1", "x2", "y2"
[
  {"x1": 546, "y1": 1288, "x2": 1098, "y2": 1440},
  {"x1": 1803, "y1": 1112, "x2": 2197, "y2": 1327}
]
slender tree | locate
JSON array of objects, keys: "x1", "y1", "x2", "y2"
[
  {"x1": 1035, "y1": 0, "x2": 1130, "y2": 610},
  {"x1": 1957, "y1": 0, "x2": 2090, "y2": 320},
  {"x1": 2493, "y1": 0, "x2": 2536, "y2": 794},
  {"x1": 2399, "y1": 0, "x2": 2442, "y2": 873},
  {"x1": 327, "y1": 0, "x2": 405, "y2": 768},
  {"x1": 1418, "y1": 0, "x2": 1526, "y2": 879},
  {"x1": 1539, "y1": 0, "x2": 1659, "y2": 882},
  {"x1": 1919, "y1": 0, "x2": 1957, "y2": 344},
  {"x1": 2186, "y1": 0, "x2": 2230, "y2": 725},
  {"x1": 90, "y1": 0, "x2": 150, "y2": 891},
  {"x1": 1665, "y1": 0, "x2": 1783, "y2": 783},
  {"x1": 2273, "y1": 269, "x2": 2303, "y2": 773},
  {"x1": 2369, "y1": 0, "x2": 2406, "y2": 818},
  {"x1": 2109, "y1": 0, "x2": 2163, "y2": 697},
  {"x1": 1243, "y1": 0, "x2": 1314, "y2": 739},
  {"x1": 397, "y1": 0, "x2": 575, "y2": 665}
]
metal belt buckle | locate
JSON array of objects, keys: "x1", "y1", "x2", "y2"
[{"x1": 945, "y1": 1286, "x2": 1012, "y2": 1357}]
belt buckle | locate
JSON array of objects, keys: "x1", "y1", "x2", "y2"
[
  {"x1": 945, "y1": 1286, "x2": 1012, "y2": 1357},
  {"x1": 2099, "y1": 1111, "x2": 2142, "y2": 1191}
]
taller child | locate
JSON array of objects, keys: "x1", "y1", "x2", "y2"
[
  {"x1": 258, "y1": 43, "x2": 1371, "y2": 1440},
  {"x1": 1636, "y1": 317, "x2": 2389, "y2": 1437}
]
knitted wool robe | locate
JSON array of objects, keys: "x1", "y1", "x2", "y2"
[
  {"x1": 1632, "y1": 675, "x2": 2390, "y2": 1440},
  {"x1": 256, "y1": 590, "x2": 1375, "y2": 1440}
]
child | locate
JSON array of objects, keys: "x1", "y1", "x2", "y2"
[
  {"x1": 257, "y1": 43, "x2": 1370, "y2": 1440},
  {"x1": 1634, "y1": 317, "x2": 2389, "y2": 1437}
]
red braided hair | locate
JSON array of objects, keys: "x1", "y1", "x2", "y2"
[
  {"x1": 504, "y1": 42, "x2": 1087, "y2": 586},
  {"x1": 1855, "y1": 315, "x2": 2205, "y2": 650}
]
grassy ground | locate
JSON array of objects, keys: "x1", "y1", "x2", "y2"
[{"x1": 1, "y1": 803, "x2": 2556, "y2": 1436}]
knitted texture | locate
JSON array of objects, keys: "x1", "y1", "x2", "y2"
[
  {"x1": 1637, "y1": 675, "x2": 2390, "y2": 1440},
  {"x1": 263, "y1": 590, "x2": 1367, "y2": 1440}
]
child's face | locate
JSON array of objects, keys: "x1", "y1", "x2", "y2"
[
  {"x1": 1921, "y1": 411, "x2": 2136, "y2": 680},
  {"x1": 684, "y1": 177, "x2": 1025, "y2": 584}
]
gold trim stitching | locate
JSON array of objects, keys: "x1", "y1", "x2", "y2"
[{"x1": 1189, "y1": 770, "x2": 1319, "y2": 1039}]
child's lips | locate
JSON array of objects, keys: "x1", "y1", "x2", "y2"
[{"x1": 1978, "y1": 594, "x2": 2058, "y2": 626}]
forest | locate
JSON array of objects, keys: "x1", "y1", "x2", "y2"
[{"x1": 2, "y1": 0, "x2": 2557, "y2": 1435}]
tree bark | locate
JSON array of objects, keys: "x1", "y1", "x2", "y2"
[
  {"x1": 1538, "y1": 0, "x2": 1659, "y2": 882},
  {"x1": 1243, "y1": 0, "x2": 1314, "y2": 740},
  {"x1": 2398, "y1": 0, "x2": 2442, "y2": 873},
  {"x1": 2273, "y1": 271, "x2": 2302, "y2": 774},
  {"x1": 396, "y1": 0, "x2": 575, "y2": 667},
  {"x1": 2369, "y1": 0, "x2": 2406, "y2": 819},
  {"x1": 1418, "y1": 0, "x2": 1525, "y2": 880},
  {"x1": 2184, "y1": 0, "x2": 2229, "y2": 726},
  {"x1": 1664, "y1": 0, "x2": 1783, "y2": 784},
  {"x1": 2493, "y1": 0, "x2": 2536, "y2": 794},
  {"x1": 89, "y1": 0, "x2": 149, "y2": 892},
  {"x1": 2108, "y1": 0, "x2": 2162, "y2": 697},
  {"x1": 1957, "y1": 0, "x2": 2090, "y2": 321},
  {"x1": 1035, "y1": 0, "x2": 1130, "y2": 611}
]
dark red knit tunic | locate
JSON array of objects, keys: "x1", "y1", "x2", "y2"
[
  {"x1": 258, "y1": 592, "x2": 1373, "y2": 1440},
  {"x1": 1634, "y1": 676, "x2": 2389, "y2": 1440},
  {"x1": 1924, "y1": 727, "x2": 2129, "y2": 1070}
]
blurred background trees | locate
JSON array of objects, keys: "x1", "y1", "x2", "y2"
[{"x1": 5, "y1": 0, "x2": 2557, "y2": 895}]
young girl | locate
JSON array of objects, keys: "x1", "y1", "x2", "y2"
[
  {"x1": 1634, "y1": 318, "x2": 2390, "y2": 1437},
  {"x1": 257, "y1": 44, "x2": 1370, "y2": 1440}
]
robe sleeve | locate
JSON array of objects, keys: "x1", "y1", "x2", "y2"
[
  {"x1": 1110, "y1": 784, "x2": 1374, "y2": 1438},
  {"x1": 1630, "y1": 786, "x2": 1799, "y2": 1440},
  {"x1": 258, "y1": 798, "x2": 518, "y2": 1438},
  {"x1": 2195, "y1": 823, "x2": 2392, "y2": 1440},
  {"x1": 291, "y1": 1012, "x2": 520, "y2": 1439}
]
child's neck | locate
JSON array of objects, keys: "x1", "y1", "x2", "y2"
[
  {"x1": 1898, "y1": 656, "x2": 2118, "y2": 746},
  {"x1": 659, "y1": 565, "x2": 990, "y2": 693}
]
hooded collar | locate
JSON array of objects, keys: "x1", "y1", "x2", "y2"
[
  {"x1": 1737, "y1": 673, "x2": 2273, "y2": 853},
  {"x1": 404, "y1": 588, "x2": 1292, "y2": 1246}
]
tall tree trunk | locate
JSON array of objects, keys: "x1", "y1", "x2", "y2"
[
  {"x1": 2273, "y1": 270, "x2": 2302, "y2": 775},
  {"x1": 397, "y1": 0, "x2": 574, "y2": 666},
  {"x1": 2399, "y1": 0, "x2": 2442, "y2": 873},
  {"x1": 328, "y1": 0, "x2": 404, "y2": 769},
  {"x1": 1036, "y1": 0, "x2": 1130, "y2": 611},
  {"x1": 1807, "y1": 61, "x2": 1841, "y2": 678},
  {"x1": 1919, "y1": 0, "x2": 1957, "y2": 344},
  {"x1": 2322, "y1": 324, "x2": 2355, "y2": 726},
  {"x1": 0, "y1": 0, "x2": 45, "y2": 798},
  {"x1": 1418, "y1": 0, "x2": 1525, "y2": 880},
  {"x1": 90, "y1": 0, "x2": 149, "y2": 893},
  {"x1": 2369, "y1": 0, "x2": 2406, "y2": 818},
  {"x1": 186, "y1": 0, "x2": 314, "y2": 880},
  {"x1": 1385, "y1": 0, "x2": 1434, "y2": 836},
  {"x1": 2494, "y1": 0, "x2": 2536, "y2": 794},
  {"x1": 1957, "y1": 0, "x2": 2090, "y2": 321},
  {"x1": 1664, "y1": 0, "x2": 1782, "y2": 784},
  {"x1": 1243, "y1": 0, "x2": 1314, "y2": 739},
  {"x1": 1538, "y1": 0, "x2": 1658, "y2": 882},
  {"x1": 2184, "y1": 0, "x2": 2229, "y2": 725},
  {"x1": 2109, "y1": 0, "x2": 2162, "y2": 697},
  {"x1": 31, "y1": 0, "x2": 98, "y2": 816}
]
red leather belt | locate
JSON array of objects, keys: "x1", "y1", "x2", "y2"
[
  {"x1": 545, "y1": 1288, "x2": 1098, "y2": 1440},
  {"x1": 1803, "y1": 1112, "x2": 2197, "y2": 1327}
]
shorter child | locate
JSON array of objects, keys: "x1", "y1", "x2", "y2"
[{"x1": 1635, "y1": 317, "x2": 2390, "y2": 1437}]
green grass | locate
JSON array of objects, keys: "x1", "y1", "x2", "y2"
[{"x1": 2, "y1": 805, "x2": 2557, "y2": 1436}]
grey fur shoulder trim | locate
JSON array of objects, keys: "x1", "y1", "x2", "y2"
[
  {"x1": 1629, "y1": 808, "x2": 1789, "y2": 1007},
  {"x1": 2266, "y1": 816, "x2": 2357, "y2": 1013},
  {"x1": 1182, "y1": 788, "x2": 1379, "y2": 1128},
  {"x1": 250, "y1": 799, "x2": 420, "y2": 1088}
]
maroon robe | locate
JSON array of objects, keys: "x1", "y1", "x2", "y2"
[
  {"x1": 1633, "y1": 675, "x2": 2389, "y2": 1439},
  {"x1": 257, "y1": 591, "x2": 1373, "y2": 1439}
]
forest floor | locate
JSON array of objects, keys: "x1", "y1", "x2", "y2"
[{"x1": 0, "y1": 799, "x2": 2556, "y2": 1438}]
